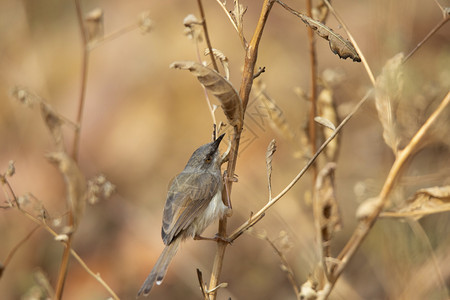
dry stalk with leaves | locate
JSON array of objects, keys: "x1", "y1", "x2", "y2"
[
  {"x1": 1, "y1": 0, "x2": 449, "y2": 299},
  {"x1": 168, "y1": 0, "x2": 449, "y2": 299}
]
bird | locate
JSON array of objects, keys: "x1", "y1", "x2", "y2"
[{"x1": 138, "y1": 133, "x2": 229, "y2": 297}]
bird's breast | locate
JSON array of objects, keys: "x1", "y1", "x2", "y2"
[{"x1": 188, "y1": 188, "x2": 228, "y2": 237}]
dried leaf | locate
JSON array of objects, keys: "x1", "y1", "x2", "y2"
[
  {"x1": 170, "y1": 61, "x2": 243, "y2": 127},
  {"x1": 40, "y1": 102, "x2": 65, "y2": 151},
  {"x1": 314, "y1": 116, "x2": 335, "y2": 131},
  {"x1": 374, "y1": 53, "x2": 404, "y2": 155},
  {"x1": 381, "y1": 186, "x2": 450, "y2": 220},
  {"x1": 278, "y1": 0, "x2": 361, "y2": 62},
  {"x1": 204, "y1": 48, "x2": 230, "y2": 80},
  {"x1": 231, "y1": 0, "x2": 247, "y2": 37},
  {"x1": 266, "y1": 139, "x2": 277, "y2": 200},
  {"x1": 314, "y1": 163, "x2": 342, "y2": 258},
  {"x1": 47, "y1": 152, "x2": 87, "y2": 231}
]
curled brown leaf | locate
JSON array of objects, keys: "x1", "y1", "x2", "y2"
[
  {"x1": 277, "y1": 0, "x2": 361, "y2": 62},
  {"x1": 170, "y1": 61, "x2": 243, "y2": 127},
  {"x1": 381, "y1": 186, "x2": 450, "y2": 220}
]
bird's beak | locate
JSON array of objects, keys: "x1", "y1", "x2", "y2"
[{"x1": 212, "y1": 133, "x2": 225, "y2": 150}]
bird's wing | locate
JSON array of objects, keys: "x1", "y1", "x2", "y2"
[{"x1": 161, "y1": 171, "x2": 220, "y2": 245}]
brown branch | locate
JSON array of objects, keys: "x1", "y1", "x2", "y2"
[
  {"x1": 305, "y1": 0, "x2": 318, "y2": 180},
  {"x1": 321, "y1": 91, "x2": 450, "y2": 299},
  {"x1": 207, "y1": 1, "x2": 276, "y2": 299},
  {"x1": 197, "y1": 0, "x2": 219, "y2": 73}
]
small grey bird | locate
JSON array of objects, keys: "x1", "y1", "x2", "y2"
[{"x1": 138, "y1": 133, "x2": 229, "y2": 297}]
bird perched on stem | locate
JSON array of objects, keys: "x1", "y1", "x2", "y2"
[{"x1": 138, "y1": 133, "x2": 229, "y2": 297}]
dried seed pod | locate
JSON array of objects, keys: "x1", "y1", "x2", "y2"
[{"x1": 170, "y1": 61, "x2": 243, "y2": 127}]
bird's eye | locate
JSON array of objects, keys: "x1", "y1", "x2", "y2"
[{"x1": 205, "y1": 154, "x2": 212, "y2": 163}]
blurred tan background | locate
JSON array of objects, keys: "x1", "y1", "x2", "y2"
[{"x1": 0, "y1": 0, "x2": 449, "y2": 299}]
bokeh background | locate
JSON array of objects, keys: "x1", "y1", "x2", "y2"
[{"x1": 0, "y1": 0, "x2": 449, "y2": 299}]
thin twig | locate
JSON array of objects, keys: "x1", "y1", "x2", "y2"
[
  {"x1": 55, "y1": 1, "x2": 89, "y2": 298},
  {"x1": 72, "y1": 0, "x2": 90, "y2": 161},
  {"x1": 263, "y1": 235, "x2": 300, "y2": 299},
  {"x1": 229, "y1": 90, "x2": 372, "y2": 242},
  {"x1": 89, "y1": 23, "x2": 139, "y2": 51},
  {"x1": 403, "y1": 15, "x2": 449, "y2": 63},
  {"x1": 2, "y1": 225, "x2": 41, "y2": 272},
  {"x1": 323, "y1": 0, "x2": 375, "y2": 86},
  {"x1": 197, "y1": 0, "x2": 219, "y2": 72},
  {"x1": 192, "y1": 19, "x2": 218, "y2": 129},
  {"x1": 322, "y1": 91, "x2": 450, "y2": 298}
]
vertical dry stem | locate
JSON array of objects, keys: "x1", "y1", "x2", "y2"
[
  {"x1": 207, "y1": 1, "x2": 275, "y2": 298},
  {"x1": 55, "y1": 1, "x2": 89, "y2": 298},
  {"x1": 305, "y1": 0, "x2": 318, "y2": 179}
]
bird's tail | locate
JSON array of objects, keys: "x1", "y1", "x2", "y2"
[{"x1": 137, "y1": 239, "x2": 181, "y2": 297}]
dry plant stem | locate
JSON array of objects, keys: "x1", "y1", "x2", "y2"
[
  {"x1": 207, "y1": 1, "x2": 276, "y2": 298},
  {"x1": 305, "y1": 0, "x2": 318, "y2": 180},
  {"x1": 323, "y1": 92, "x2": 450, "y2": 299},
  {"x1": 197, "y1": 0, "x2": 219, "y2": 72},
  {"x1": 89, "y1": 23, "x2": 139, "y2": 50},
  {"x1": 323, "y1": 0, "x2": 375, "y2": 85},
  {"x1": 229, "y1": 90, "x2": 372, "y2": 242},
  {"x1": 403, "y1": 15, "x2": 449, "y2": 63},
  {"x1": 381, "y1": 207, "x2": 450, "y2": 218},
  {"x1": 72, "y1": 0, "x2": 90, "y2": 161},
  {"x1": 55, "y1": 1, "x2": 89, "y2": 298}
]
